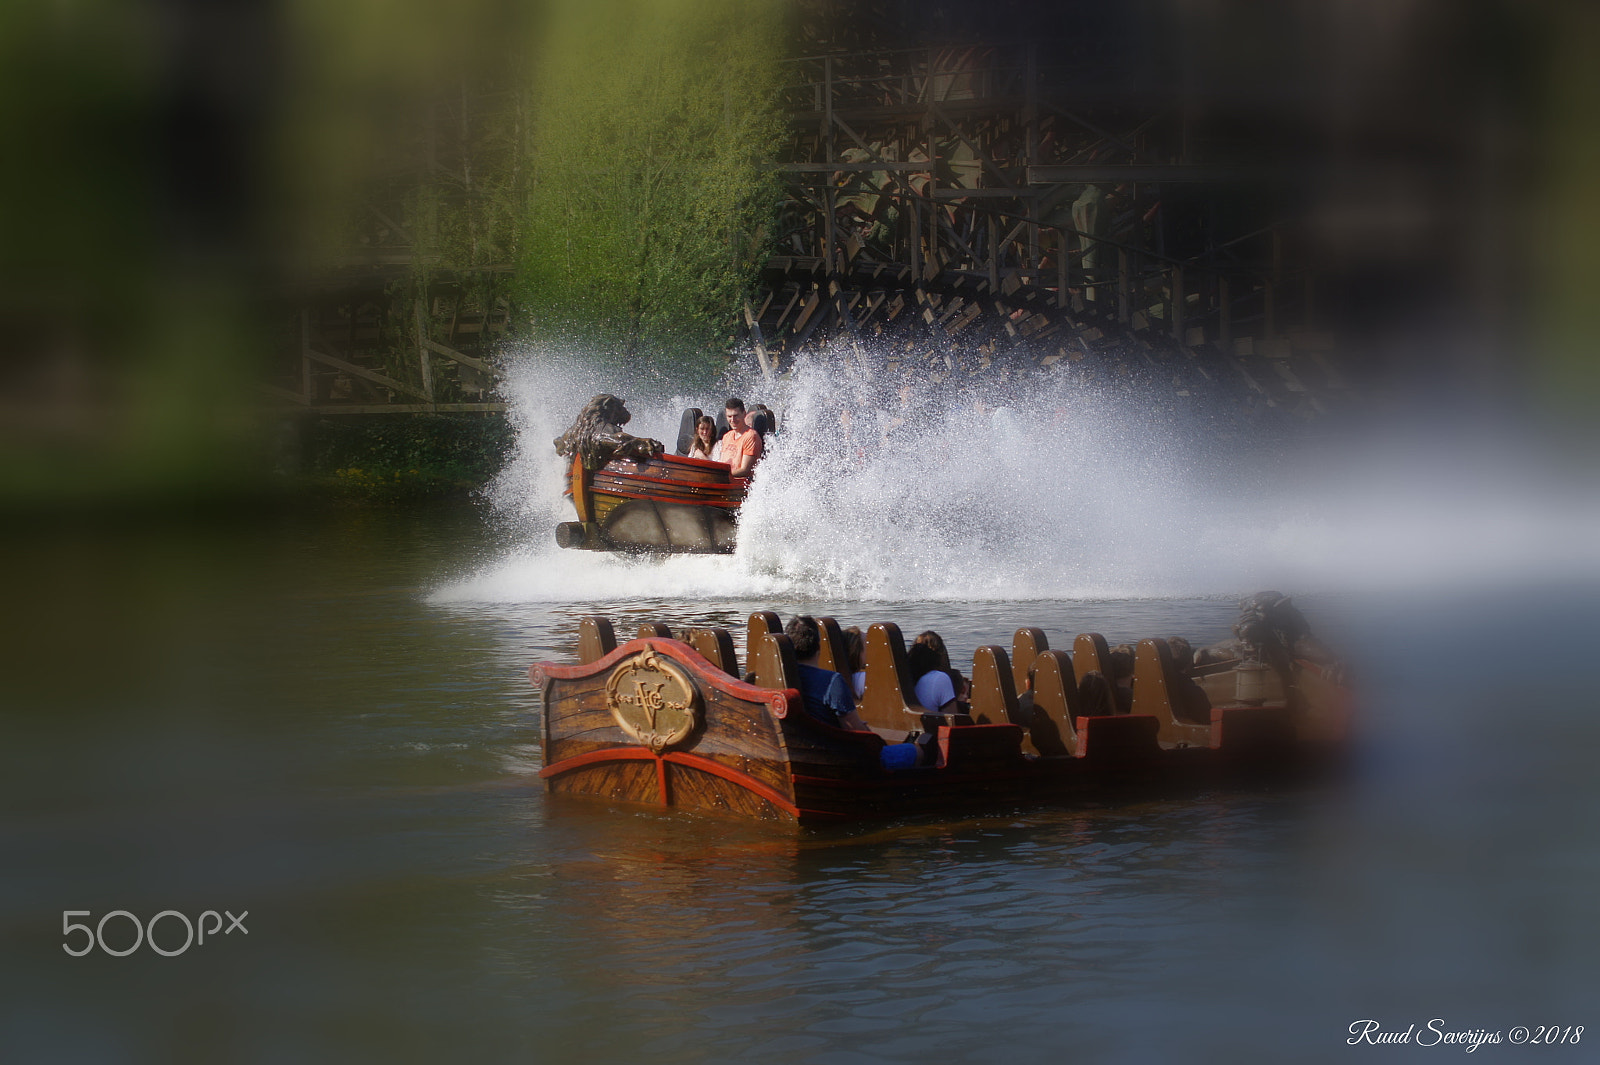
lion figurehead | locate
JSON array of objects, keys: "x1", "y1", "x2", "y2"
[{"x1": 554, "y1": 394, "x2": 665, "y2": 470}]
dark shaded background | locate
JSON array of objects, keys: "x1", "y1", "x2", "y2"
[{"x1": 0, "y1": 0, "x2": 1597, "y2": 507}]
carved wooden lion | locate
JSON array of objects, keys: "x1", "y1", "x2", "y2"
[{"x1": 553, "y1": 394, "x2": 666, "y2": 470}]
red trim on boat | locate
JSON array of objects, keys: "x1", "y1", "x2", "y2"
[
  {"x1": 661, "y1": 751, "x2": 800, "y2": 817},
  {"x1": 656, "y1": 757, "x2": 671, "y2": 806},
  {"x1": 587, "y1": 486, "x2": 744, "y2": 509},
  {"x1": 539, "y1": 747, "x2": 657, "y2": 777},
  {"x1": 593, "y1": 468, "x2": 741, "y2": 492},
  {"x1": 657, "y1": 454, "x2": 733, "y2": 471},
  {"x1": 532, "y1": 639, "x2": 796, "y2": 717},
  {"x1": 538, "y1": 745, "x2": 801, "y2": 817}
]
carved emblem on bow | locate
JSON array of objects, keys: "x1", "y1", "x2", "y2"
[{"x1": 605, "y1": 651, "x2": 700, "y2": 752}]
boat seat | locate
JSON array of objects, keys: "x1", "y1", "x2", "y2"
[
  {"x1": 1072, "y1": 633, "x2": 1111, "y2": 685},
  {"x1": 858, "y1": 622, "x2": 971, "y2": 730},
  {"x1": 970, "y1": 644, "x2": 1063, "y2": 757},
  {"x1": 674, "y1": 407, "x2": 703, "y2": 455},
  {"x1": 745, "y1": 611, "x2": 781, "y2": 676},
  {"x1": 637, "y1": 622, "x2": 674, "y2": 640},
  {"x1": 1025, "y1": 649, "x2": 1077, "y2": 756},
  {"x1": 814, "y1": 617, "x2": 850, "y2": 675},
  {"x1": 1132, "y1": 637, "x2": 1214, "y2": 747},
  {"x1": 686, "y1": 627, "x2": 739, "y2": 676},
  {"x1": 578, "y1": 616, "x2": 617, "y2": 664},
  {"x1": 1076, "y1": 670, "x2": 1119, "y2": 718},
  {"x1": 749, "y1": 631, "x2": 801, "y2": 691},
  {"x1": 1011, "y1": 627, "x2": 1049, "y2": 694},
  {"x1": 969, "y1": 645, "x2": 1020, "y2": 726}
]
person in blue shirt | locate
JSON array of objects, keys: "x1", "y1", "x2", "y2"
[{"x1": 784, "y1": 616, "x2": 871, "y2": 732}]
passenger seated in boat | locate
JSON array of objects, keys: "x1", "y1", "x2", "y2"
[
  {"x1": 912, "y1": 630, "x2": 971, "y2": 711},
  {"x1": 843, "y1": 626, "x2": 867, "y2": 699},
  {"x1": 1107, "y1": 647, "x2": 1134, "y2": 714},
  {"x1": 687, "y1": 415, "x2": 718, "y2": 460},
  {"x1": 786, "y1": 616, "x2": 871, "y2": 732},
  {"x1": 908, "y1": 641, "x2": 964, "y2": 715},
  {"x1": 719, "y1": 397, "x2": 764, "y2": 478},
  {"x1": 1165, "y1": 637, "x2": 1213, "y2": 724}
]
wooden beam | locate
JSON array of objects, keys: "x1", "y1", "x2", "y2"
[
  {"x1": 423, "y1": 338, "x2": 494, "y2": 376},
  {"x1": 1027, "y1": 164, "x2": 1270, "y2": 184},
  {"x1": 929, "y1": 101, "x2": 1017, "y2": 191},
  {"x1": 743, "y1": 301, "x2": 775, "y2": 380},
  {"x1": 1038, "y1": 102, "x2": 1140, "y2": 158},
  {"x1": 778, "y1": 162, "x2": 924, "y2": 173},
  {"x1": 1056, "y1": 230, "x2": 1069, "y2": 310},
  {"x1": 932, "y1": 188, "x2": 1038, "y2": 200},
  {"x1": 304, "y1": 347, "x2": 429, "y2": 401},
  {"x1": 305, "y1": 403, "x2": 507, "y2": 415},
  {"x1": 415, "y1": 299, "x2": 433, "y2": 401}
]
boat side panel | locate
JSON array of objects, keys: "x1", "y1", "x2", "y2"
[
  {"x1": 546, "y1": 757, "x2": 661, "y2": 806},
  {"x1": 666, "y1": 761, "x2": 794, "y2": 822},
  {"x1": 537, "y1": 640, "x2": 800, "y2": 815},
  {"x1": 542, "y1": 671, "x2": 794, "y2": 799}
]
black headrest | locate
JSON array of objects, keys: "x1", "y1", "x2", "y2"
[{"x1": 675, "y1": 408, "x2": 702, "y2": 456}]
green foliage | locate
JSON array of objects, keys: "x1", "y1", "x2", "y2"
[
  {"x1": 302, "y1": 414, "x2": 515, "y2": 500},
  {"x1": 516, "y1": 0, "x2": 786, "y2": 382}
]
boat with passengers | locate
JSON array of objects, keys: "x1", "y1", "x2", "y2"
[
  {"x1": 531, "y1": 601, "x2": 1350, "y2": 826},
  {"x1": 551, "y1": 395, "x2": 767, "y2": 555}
]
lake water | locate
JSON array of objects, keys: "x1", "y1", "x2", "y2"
[{"x1": 3, "y1": 495, "x2": 1597, "y2": 1063}]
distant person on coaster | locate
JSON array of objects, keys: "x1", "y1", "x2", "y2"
[
  {"x1": 720, "y1": 396, "x2": 764, "y2": 478},
  {"x1": 687, "y1": 415, "x2": 718, "y2": 460},
  {"x1": 785, "y1": 616, "x2": 870, "y2": 733}
]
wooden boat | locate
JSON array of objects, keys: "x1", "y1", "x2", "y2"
[
  {"x1": 531, "y1": 613, "x2": 1351, "y2": 826},
  {"x1": 555, "y1": 451, "x2": 746, "y2": 554}
]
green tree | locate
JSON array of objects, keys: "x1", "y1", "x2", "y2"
[{"x1": 517, "y1": 0, "x2": 785, "y2": 381}]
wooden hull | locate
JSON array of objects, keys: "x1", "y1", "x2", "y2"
[
  {"x1": 559, "y1": 454, "x2": 745, "y2": 554},
  {"x1": 533, "y1": 637, "x2": 1345, "y2": 828}
]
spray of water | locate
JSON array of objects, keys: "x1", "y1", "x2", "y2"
[{"x1": 431, "y1": 342, "x2": 1600, "y2": 605}]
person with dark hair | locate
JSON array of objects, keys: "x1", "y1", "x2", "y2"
[
  {"x1": 1106, "y1": 647, "x2": 1134, "y2": 713},
  {"x1": 785, "y1": 616, "x2": 869, "y2": 732},
  {"x1": 719, "y1": 396, "x2": 763, "y2": 478},
  {"x1": 687, "y1": 415, "x2": 717, "y2": 460},
  {"x1": 907, "y1": 641, "x2": 962, "y2": 714},
  {"x1": 1165, "y1": 636, "x2": 1212, "y2": 725},
  {"x1": 843, "y1": 626, "x2": 866, "y2": 699},
  {"x1": 912, "y1": 630, "x2": 969, "y2": 711}
]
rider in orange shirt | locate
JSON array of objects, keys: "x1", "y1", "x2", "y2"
[{"x1": 719, "y1": 396, "x2": 764, "y2": 478}]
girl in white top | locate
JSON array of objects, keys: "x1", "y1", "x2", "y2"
[{"x1": 687, "y1": 415, "x2": 718, "y2": 460}]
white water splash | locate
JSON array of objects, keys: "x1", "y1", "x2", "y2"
[{"x1": 430, "y1": 343, "x2": 1600, "y2": 606}]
